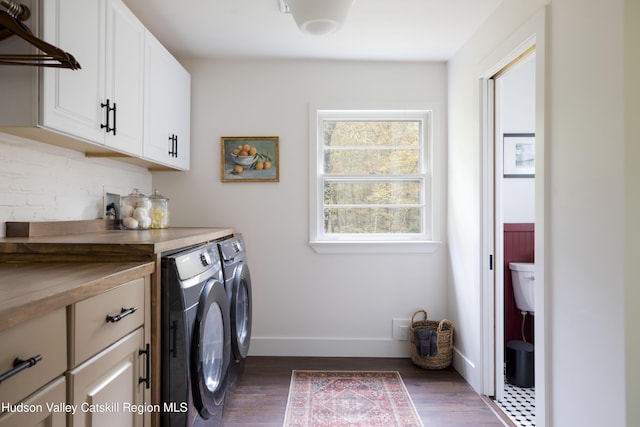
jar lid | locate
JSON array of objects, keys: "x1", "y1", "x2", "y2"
[
  {"x1": 150, "y1": 189, "x2": 169, "y2": 201},
  {"x1": 125, "y1": 188, "x2": 148, "y2": 199}
]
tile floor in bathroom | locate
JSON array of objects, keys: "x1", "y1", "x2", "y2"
[{"x1": 496, "y1": 382, "x2": 535, "y2": 427}]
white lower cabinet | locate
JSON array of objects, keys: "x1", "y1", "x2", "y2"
[{"x1": 67, "y1": 328, "x2": 145, "y2": 427}]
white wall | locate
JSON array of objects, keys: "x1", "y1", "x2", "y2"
[
  {"x1": 500, "y1": 54, "x2": 535, "y2": 223},
  {"x1": 447, "y1": 0, "x2": 546, "y2": 391},
  {"x1": 152, "y1": 59, "x2": 448, "y2": 357},
  {"x1": 448, "y1": 0, "x2": 627, "y2": 426},
  {"x1": 0, "y1": 133, "x2": 151, "y2": 237}
]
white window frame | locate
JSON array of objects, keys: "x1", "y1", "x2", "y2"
[{"x1": 308, "y1": 104, "x2": 443, "y2": 254}]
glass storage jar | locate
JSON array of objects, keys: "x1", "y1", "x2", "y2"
[
  {"x1": 121, "y1": 188, "x2": 151, "y2": 229},
  {"x1": 149, "y1": 189, "x2": 169, "y2": 229}
]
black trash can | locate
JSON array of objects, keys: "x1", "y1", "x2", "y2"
[{"x1": 506, "y1": 340, "x2": 534, "y2": 388}]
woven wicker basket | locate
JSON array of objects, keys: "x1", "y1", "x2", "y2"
[{"x1": 409, "y1": 310, "x2": 454, "y2": 370}]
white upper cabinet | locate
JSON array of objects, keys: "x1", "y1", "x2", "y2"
[
  {"x1": 40, "y1": 0, "x2": 144, "y2": 156},
  {"x1": 0, "y1": 0, "x2": 188, "y2": 170},
  {"x1": 143, "y1": 31, "x2": 191, "y2": 170},
  {"x1": 40, "y1": 0, "x2": 104, "y2": 144},
  {"x1": 103, "y1": 0, "x2": 145, "y2": 155}
]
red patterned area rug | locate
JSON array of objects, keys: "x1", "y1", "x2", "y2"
[{"x1": 282, "y1": 370, "x2": 424, "y2": 427}]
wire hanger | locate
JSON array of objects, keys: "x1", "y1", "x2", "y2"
[{"x1": 0, "y1": 0, "x2": 81, "y2": 69}]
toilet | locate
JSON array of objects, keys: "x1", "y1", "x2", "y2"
[
  {"x1": 509, "y1": 262, "x2": 535, "y2": 314},
  {"x1": 507, "y1": 262, "x2": 536, "y2": 388}
]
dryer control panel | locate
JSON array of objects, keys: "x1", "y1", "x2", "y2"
[{"x1": 170, "y1": 243, "x2": 221, "y2": 283}]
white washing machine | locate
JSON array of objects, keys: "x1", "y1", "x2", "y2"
[{"x1": 161, "y1": 242, "x2": 230, "y2": 427}]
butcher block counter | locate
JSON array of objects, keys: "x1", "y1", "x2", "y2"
[
  {"x1": 0, "y1": 224, "x2": 234, "y2": 262},
  {"x1": 0, "y1": 261, "x2": 154, "y2": 333},
  {"x1": 0, "y1": 221, "x2": 234, "y2": 427}
]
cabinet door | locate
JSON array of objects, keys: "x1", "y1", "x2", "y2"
[
  {"x1": 40, "y1": 0, "x2": 105, "y2": 144},
  {"x1": 104, "y1": 0, "x2": 145, "y2": 155},
  {"x1": 0, "y1": 308, "x2": 66, "y2": 406},
  {"x1": 169, "y1": 60, "x2": 191, "y2": 170},
  {"x1": 40, "y1": 0, "x2": 143, "y2": 156},
  {"x1": 142, "y1": 31, "x2": 172, "y2": 165},
  {"x1": 0, "y1": 377, "x2": 66, "y2": 427},
  {"x1": 143, "y1": 31, "x2": 191, "y2": 170},
  {"x1": 68, "y1": 328, "x2": 145, "y2": 427}
]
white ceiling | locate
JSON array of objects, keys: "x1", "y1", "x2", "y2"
[{"x1": 122, "y1": 0, "x2": 503, "y2": 62}]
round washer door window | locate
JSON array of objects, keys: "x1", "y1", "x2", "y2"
[
  {"x1": 193, "y1": 279, "x2": 229, "y2": 418},
  {"x1": 236, "y1": 278, "x2": 249, "y2": 343},
  {"x1": 201, "y1": 301, "x2": 225, "y2": 392},
  {"x1": 231, "y1": 262, "x2": 252, "y2": 359}
]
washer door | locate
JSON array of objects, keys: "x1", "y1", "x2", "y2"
[
  {"x1": 192, "y1": 279, "x2": 230, "y2": 419},
  {"x1": 231, "y1": 261, "x2": 252, "y2": 360}
]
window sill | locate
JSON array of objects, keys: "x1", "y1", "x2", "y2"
[{"x1": 309, "y1": 240, "x2": 442, "y2": 254}]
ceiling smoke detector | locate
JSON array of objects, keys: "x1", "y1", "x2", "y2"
[{"x1": 279, "y1": 0, "x2": 354, "y2": 36}]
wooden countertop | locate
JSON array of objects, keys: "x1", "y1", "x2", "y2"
[
  {"x1": 0, "y1": 261, "x2": 155, "y2": 333},
  {"x1": 0, "y1": 225, "x2": 234, "y2": 329},
  {"x1": 0, "y1": 227, "x2": 235, "y2": 262},
  {"x1": 0, "y1": 222, "x2": 233, "y2": 424}
]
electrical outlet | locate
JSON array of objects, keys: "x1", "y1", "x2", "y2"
[
  {"x1": 104, "y1": 192, "x2": 120, "y2": 219},
  {"x1": 392, "y1": 318, "x2": 410, "y2": 341}
]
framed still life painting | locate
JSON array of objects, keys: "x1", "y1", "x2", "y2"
[{"x1": 220, "y1": 136, "x2": 279, "y2": 182}]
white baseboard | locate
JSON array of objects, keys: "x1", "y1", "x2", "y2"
[
  {"x1": 452, "y1": 345, "x2": 481, "y2": 392},
  {"x1": 248, "y1": 336, "x2": 412, "y2": 358}
]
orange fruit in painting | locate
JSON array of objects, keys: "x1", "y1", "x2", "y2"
[
  {"x1": 233, "y1": 165, "x2": 243, "y2": 174},
  {"x1": 232, "y1": 149, "x2": 240, "y2": 155},
  {"x1": 249, "y1": 147, "x2": 257, "y2": 156},
  {"x1": 255, "y1": 161, "x2": 264, "y2": 170},
  {"x1": 263, "y1": 161, "x2": 272, "y2": 170},
  {"x1": 242, "y1": 144, "x2": 251, "y2": 152},
  {"x1": 239, "y1": 150, "x2": 249, "y2": 156},
  {"x1": 237, "y1": 145, "x2": 243, "y2": 150}
]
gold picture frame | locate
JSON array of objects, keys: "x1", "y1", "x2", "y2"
[{"x1": 220, "y1": 136, "x2": 279, "y2": 182}]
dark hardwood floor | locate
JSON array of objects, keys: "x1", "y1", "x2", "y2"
[{"x1": 222, "y1": 356, "x2": 509, "y2": 426}]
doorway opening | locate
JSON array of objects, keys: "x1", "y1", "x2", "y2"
[
  {"x1": 479, "y1": 8, "x2": 547, "y2": 427},
  {"x1": 492, "y1": 49, "x2": 537, "y2": 427}
]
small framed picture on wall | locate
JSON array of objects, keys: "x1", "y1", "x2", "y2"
[
  {"x1": 503, "y1": 133, "x2": 535, "y2": 178},
  {"x1": 220, "y1": 136, "x2": 279, "y2": 182}
]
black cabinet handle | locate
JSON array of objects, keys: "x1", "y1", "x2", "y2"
[
  {"x1": 100, "y1": 99, "x2": 110, "y2": 132},
  {"x1": 101, "y1": 99, "x2": 116, "y2": 135},
  {"x1": 173, "y1": 134, "x2": 178, "y2": 158},
  {"x1": 112, "y1": 102, "x2": 117, "y2": 136},
  {"x1": 170, "y1": 320, "x2": 178, "y2": 358},
  {"x1": 139, "y1": 344, "x2": 150, "y2": 389},
  {"x1": 168, "y1": 134, "x2": 178, "y2": 157},
  {"x1": 0, "y1": 355, "x2": 43, "y2": 384},
  {"x1": 105, "y1": 306, "x2": 137, "y2": 323}
]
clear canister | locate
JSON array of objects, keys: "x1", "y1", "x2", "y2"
[
  {"x1": 149, "y1": 189, "x2": 169, "y2": 229},
  {"x1": 121, "y1": 188, "x2": 151, "y2": 229}
]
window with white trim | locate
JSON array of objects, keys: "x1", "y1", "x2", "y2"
[{"x1": 309, "y1": 108, "x2": 441, "y2": 253}]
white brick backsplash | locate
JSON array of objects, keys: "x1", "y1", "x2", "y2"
[
  {"x1": 0, "y1": 133, "x2": 152, "y2": 237},
  {"x1": 2, "y1": 191, "x2": 28, "y2": 207}
]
